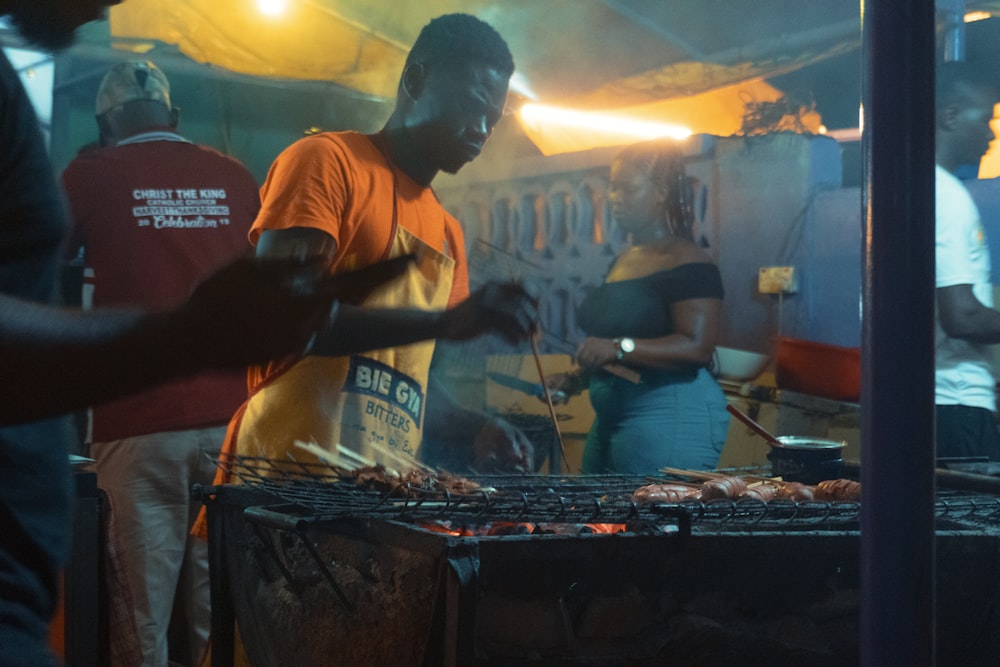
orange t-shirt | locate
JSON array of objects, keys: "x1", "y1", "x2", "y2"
[
  {"x1": 251, "y1": 130, "x2": 468, "y2": 296},
  {"x1": 247, "y1": 130, "x2": 470, "y2": 386}
]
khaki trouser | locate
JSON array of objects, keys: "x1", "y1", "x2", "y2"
[{"x1": 91, "y1": 426, "x2": 224, "y2": 667}]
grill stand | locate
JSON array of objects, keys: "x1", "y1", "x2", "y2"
[
  {"x1": 205, "y1": 489, "x2": 235, "y2": 667},
  {"x1": 440, "y1": 545, "x2": 478, "y2": 666},
  {"x1": 197, "y1": 474, "x2": 1000, "y2": 666},
  {"x1": 243, "y1": 507, "x2": 354, "y2": 611},
  {"x1": 203, "y1": 486, "x2": 486, "y2": 667}
]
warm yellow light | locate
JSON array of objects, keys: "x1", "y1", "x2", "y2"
[
  {"x1": 964, "y1": 10, "x2": 991, "y2": 22},
  {"x1": 517, "y1": 103, "x2": 692, "y2": 141},
  {"x1": 257, "y1": 0, "x2": 288, "y2": 17}
]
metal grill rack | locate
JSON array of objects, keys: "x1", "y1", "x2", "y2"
[
  {"x1": 203, "y1": 456, "x2": 1000, "y2": 667},
  {"x1": 211, "y1": 454, "x2": 878, "y2": 529}
]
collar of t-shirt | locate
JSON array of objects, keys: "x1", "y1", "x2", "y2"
[{"x1": 114, "y1": 128, "x2": 191, "y2": 147}]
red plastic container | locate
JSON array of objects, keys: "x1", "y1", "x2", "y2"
[{"x1": 774, "y1": 336, "x2": 861, "y2": 402}]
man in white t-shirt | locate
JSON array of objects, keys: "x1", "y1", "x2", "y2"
[{"x1": 935, "y1": 61, "x2": 1000, "y2": 461}]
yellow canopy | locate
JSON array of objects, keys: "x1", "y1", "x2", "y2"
[{"x1": 108, "y1": 1, "x2": 846, "y2": 154}]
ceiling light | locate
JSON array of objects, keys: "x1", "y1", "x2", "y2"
[
  {"x1": 517, "y1": 104, "x2": 692, "y2": 141},
  {"x1": 964, "y1": 11, "x2": 991, "y2": 22},
  {"x1": 257, "y1": 0, "x2": 288, "y2": 18}
]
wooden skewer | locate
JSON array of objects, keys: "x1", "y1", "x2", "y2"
[
  {"x1": 659, "y1": 466, "x2": 728, "y2": 481},
  {"x1": 335, "y1": 444, "x2": 376, "y2": 469},
  {"x1": 530, "y1": 332, "x2": 569, "y2": 474},
  {"x1": 659, "y1": 466, "x2": 784, "y2": 486},
  {"x1": 640, "y1": 479, "x2": 704, "y2": 489},
  {"x1": 362, "y1": 438, "x2": 435, "y2": 474},
  {"x1": 604, "y1": 362, "x2": 641, "y2": 384},
  {"x1": 294, "y1": 439, "x2": 358, "y2": 471}
]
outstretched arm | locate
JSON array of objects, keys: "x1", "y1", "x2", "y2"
[
  {"x1": 0, "y1": 257, "x2": 343, "y2": 425},
  {"x1": 256, "y1": 228, "x2": 538, "y2": 356}
]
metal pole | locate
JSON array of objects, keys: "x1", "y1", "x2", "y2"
[
  {"x1": 860, "y1": 1, "x2": 937, "y2": 665},
  {"x1": 937, "y1": 0, "x2": 968, "y2": 62}
]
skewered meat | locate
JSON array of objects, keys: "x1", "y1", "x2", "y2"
[
  {"x1": 632, "y1": 483, "x2": 702, "y2": 504},
  {"x1": 700, "y1": 476, "x2": 749, "y2": 501},
  {"x1": 351, "y1": 465, "x2": 482, "y2": 495},
  {"x1": 775, "y1": 481, "x2": 816, "y2": 502},
  {"x1": 814, "y1": 478, "x2": 861, "y2": 501},
  {"x1": 402, "y1": 469, "x2": 484, "y2": 495},
  {"x1": 741, "y1": 484, "x2": 778, "y2": 502}
]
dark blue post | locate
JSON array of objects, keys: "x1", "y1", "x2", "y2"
[{"x1": 860, "y1": 1, "x2": 937, "y2": 666}]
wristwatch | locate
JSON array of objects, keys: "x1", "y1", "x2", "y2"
[{"x1": 613, "y1": 337, "x2": 635, "y2": 361}]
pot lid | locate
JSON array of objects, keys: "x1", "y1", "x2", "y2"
[{"x1": 774, "y1": 436, "x2": 846, "y2": 450}]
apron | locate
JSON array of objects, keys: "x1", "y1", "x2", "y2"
[
  {"x1": 194, "y1": 139, "x2": 456, "y2": 540},
  {"x1": 234, "y1": 223, "x2": 454, "y2": 467}
]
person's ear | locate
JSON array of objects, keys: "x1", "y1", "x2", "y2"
[
  {"x1": 401, "y1": 63, "x2": 427, "y2": 102},
  {"x1": 95, "y1": 114, "x2": 113, "y2": 145},
  {"x1": 939, "y1": 104, "x2": 961, "y2": 132}
]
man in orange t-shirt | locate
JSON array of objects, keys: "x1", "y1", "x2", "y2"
[{"x1": 219, "y1": 14, "x2": 538, "y2": 477}]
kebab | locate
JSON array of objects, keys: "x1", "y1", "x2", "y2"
[{"x1": 292, "y1": 439, "x2": 485, "y2": 496}]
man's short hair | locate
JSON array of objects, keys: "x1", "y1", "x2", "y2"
[
  {"x1": 936, "y1": 61, "x2": 1000, "y2": 112},
  {"x1": 405, "y1": 13, "x2": 514, "y2": 78}
]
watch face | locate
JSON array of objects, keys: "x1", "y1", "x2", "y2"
[{"x1": 620, "y1": 337, "x2": 636, "y2": 353}]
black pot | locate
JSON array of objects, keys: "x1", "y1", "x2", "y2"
[{"x1": 766, "y1": 436, "x2": 846, "y2": 485}]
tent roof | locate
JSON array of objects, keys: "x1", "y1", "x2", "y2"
[
  {"x1": 109, "y1": 1, "x2": 860, "y2": 101},
  {"x1": 68, "y1": 1, "x2": 1000, "y2": 156}
]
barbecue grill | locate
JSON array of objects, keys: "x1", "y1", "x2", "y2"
[{"x1": 200, "y1": 455, "x2": 1000, "y2": 667}]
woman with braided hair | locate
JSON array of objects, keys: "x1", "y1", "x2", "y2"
[{"x1": 545, "y1": 139, "x2": 730, "y2": 474}]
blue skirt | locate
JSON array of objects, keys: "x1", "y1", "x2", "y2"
[{"x1": 582, "y1": 367, "x2": 729, "y2": 475}]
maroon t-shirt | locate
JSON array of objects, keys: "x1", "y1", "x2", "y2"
[{"x1": 61, "y1": 131, "x2": 260, "y2": 441}]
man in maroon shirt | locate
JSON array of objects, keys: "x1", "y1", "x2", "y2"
[{"x1": 61, "y1": 60, "x2": 261, "y2": 667}]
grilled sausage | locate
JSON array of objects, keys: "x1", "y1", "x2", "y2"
[
  {"x1": 775, "y1": 481, "x2": 816, "y2": 501},
  {"x1": 633, "y1": 483, "x2": 702, "y2": 504},
  {"x1": 815, "y1": 478, "x2": 861, "y2": 501},
  {"x1": 700, "y1": 476, "x2": 749, "y2": 501},
  {"x1": 741, "y1": 484, "x2": 778, "y2": 502}
]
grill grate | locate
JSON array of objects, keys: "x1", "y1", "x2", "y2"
[
  {"x1": 210, "y1": 455, "x2": 1000, "y2": 529},
  {"x1": 213, "y1": 454, "x2": 871, "y2": 528}
]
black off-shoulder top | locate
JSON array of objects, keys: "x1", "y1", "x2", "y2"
[{"x1": 577, "y1": 262, "x2": 724, "y2": 339}]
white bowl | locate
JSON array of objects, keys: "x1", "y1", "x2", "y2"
[{"x1": 714, "y1": 346, "x2": 771, "y2": 381}]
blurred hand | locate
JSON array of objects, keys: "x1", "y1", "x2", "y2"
[
  {"x1": 174, "y1": 257, "x2": 340, "y2": 369},
  {"x1": 540, "y1": 372, "x2": 578, "y2": 405},
  {"x1": 440, "y1": 281, "x2": 538, "y2": 344},
  {"x1": 473, "y1": 417, "x2": 535, "y2": 473},
  {"x1": 574, "y1": 336, "x2": 617, "y2": 370}
]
